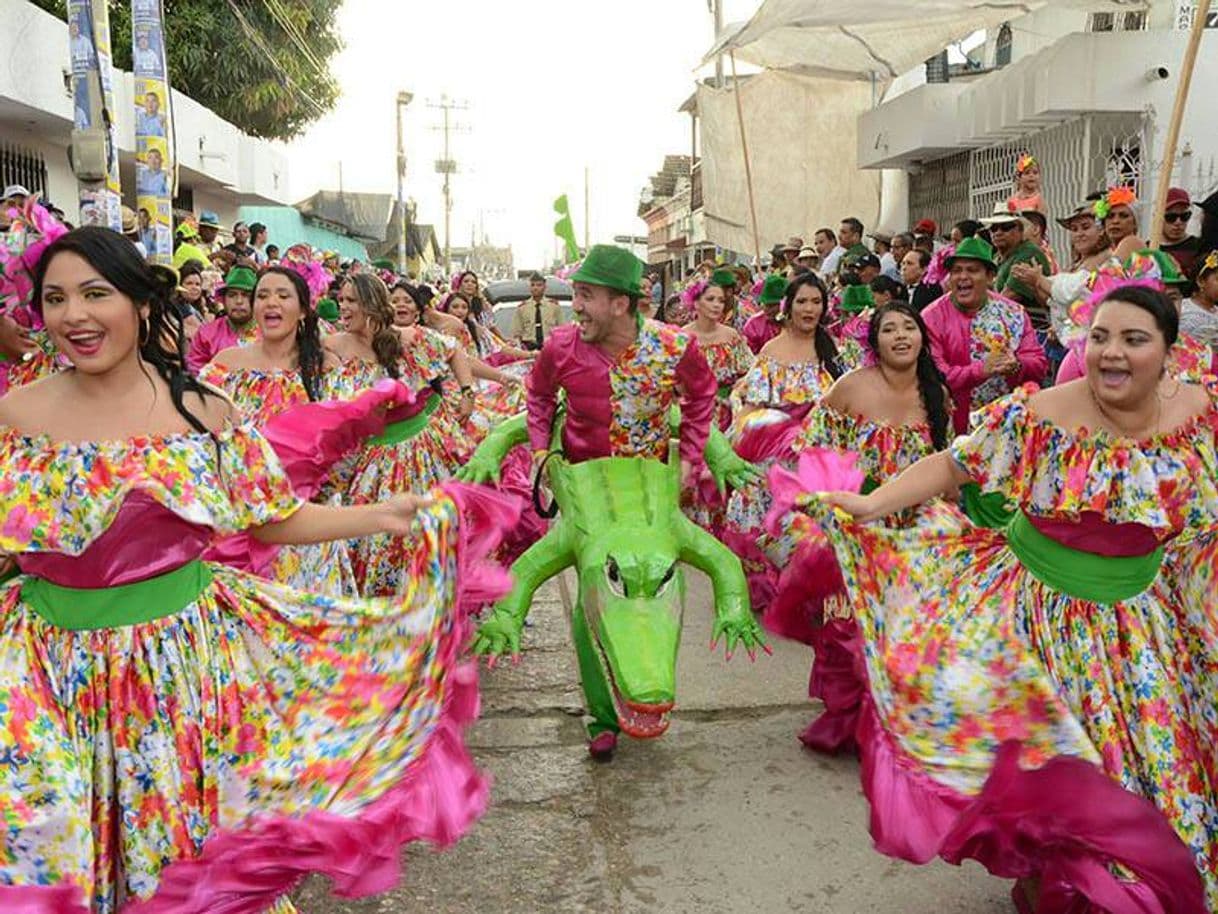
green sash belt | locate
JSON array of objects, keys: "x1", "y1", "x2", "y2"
[
  {"x1": 1005, "y1": 511, "x2": 1162, "y2": 604},
  {"x1": 367, "y1": 392, "x2": 441, "y2": 447},
  {"x1": 960, "y1": 482, "x2": 1015, "y2": 529},
  {"x1": 21, "y1": 560, "x2": 214, "y2": 630}
]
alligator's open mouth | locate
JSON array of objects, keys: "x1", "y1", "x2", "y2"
[{"x1": 596, "y1": 637, "x2": 673, "y2": 739}]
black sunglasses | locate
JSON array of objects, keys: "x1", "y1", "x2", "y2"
[{"x1": 1164, "y1": 212, "x2": 1190, "y2": 224}]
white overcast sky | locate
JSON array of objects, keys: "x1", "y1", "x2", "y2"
[{"x1": 286, "y1": 0, "x2": 762, "y2": 270}]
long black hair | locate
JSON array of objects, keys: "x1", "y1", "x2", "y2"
[
  {"x1": 456, "y1": 270, "x2": 487, "y2": 320},
  {"x1": 343, "y1": 272, "x2": 403, "y2": 378},
  {"x1": 446, "y1": 291, "x2": 488, "y2": 356},
  {"x1": 868, "y1": 301, "x2": 952, "y2": 450},
  {"x1": 256, "y1": 266, "x2": 324, "y2": 401},
  {"x1": 781, "y1": 272, "x2": 842, "y2": 378},
  {"x1": 33, "y1": 226, "x2": 217, "y2": 433}
]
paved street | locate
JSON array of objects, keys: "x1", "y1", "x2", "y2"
[{"x1": 298, "y1": 571, "x2": 1012, "y2": 914}]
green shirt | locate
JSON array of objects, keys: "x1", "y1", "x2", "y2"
[{"x1": 995, "y1": 239, "x2": 1050, "y2": 312}]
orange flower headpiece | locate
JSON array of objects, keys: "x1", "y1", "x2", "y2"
[
  {"x1": 1016, "y1": 154, "x2": 1038, "y2": 174},
  {"x1": 1092, "y1": 186, "x2": 1136, "y2": 219}
]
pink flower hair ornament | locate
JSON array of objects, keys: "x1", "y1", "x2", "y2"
[
  {"x1": 280, "y1": 243, "x2": 334, "y2": 304},
  {"x1": 680, "y1": 279, "x2": 711, "y2": 312},
  {"x1": 924, "y1": 244, "x2": 955, "y2": 287},
  {"x1": 0, "y1": 196, "x2": 68, "y2": 320}
]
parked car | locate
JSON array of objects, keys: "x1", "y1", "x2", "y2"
[{"x1": 484, "y1": 277, "x2": 573, "y2": 338}]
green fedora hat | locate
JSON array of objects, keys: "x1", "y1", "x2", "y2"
[
  {"x1": 711, "y1": 267, "x2": 737, "y2": 288},
  {"x1": 758, "y1": 274, "x2": 788, "y2": 305},
  {"x1": 223, "y1": 265, "x2": 258, "y2": 292},
  {"x1": 569, "y1": 244, "x2": 644, "y2": 296},
  {"x1": 316, "y1": 297, "x2": 340, "y2": 322},
  {"x1": 839, "y1": 284, "x2": 875, "y2": 315},
  {"x1": 945, "y1": 236, "x2": 997, "y2": 271}
]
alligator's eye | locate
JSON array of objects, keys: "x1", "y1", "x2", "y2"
[
  {"x1": 656, "y1": 562, "x2": 678, "y2": 595},
  {"x1": 605, "y1": 557, "x2": 626, "y2": 597}
]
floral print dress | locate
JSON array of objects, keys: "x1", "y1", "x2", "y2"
[
  {"x1": 721, "y1": 354, "x2": 834, "y2": 608},
  {"x1": 786, "y1": 382, "x2": 1218, "y2": 912},
  {"x1": 0, "y1": 422, "x2": 496, "y2": 913},
  {"x1": 0, "y1": 330, "x2": 66, "y2": 396},
  {"x1": 328, "y1": 331, "x2": 475, "y2": 597},
  {"x1": 698, "y1": 333, "x2": 754, "y2": 432},
  {"x1": 766, "y1": 405, "x2": 963, "y2": 754},
  {"x1": 198, "y1": 363, "x2": 359, "y2": 598}
]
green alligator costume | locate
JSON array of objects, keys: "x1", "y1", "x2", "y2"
[{"x1": 460, "y1": 412, "x2": 765, "y2": 752}]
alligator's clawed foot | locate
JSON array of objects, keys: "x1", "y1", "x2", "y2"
[
  {"x1": 588, "y1": 731, "x2": 618, "y2": 762},
  {"x1": 711, "y1": 615, "x2": 768, "y2": 661},
  {"x1": 472, "y1": 610, "x2": 524, "y2": 657}
]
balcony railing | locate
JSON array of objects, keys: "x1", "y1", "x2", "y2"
[{"x1": 690, "y1": 161, "x2": 703, "y2": 212}]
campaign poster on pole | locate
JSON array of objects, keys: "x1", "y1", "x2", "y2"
[
  {"x1": 132, "y1": 0, "x2": 174, "y2": 264},
  {"x1": 67, "y1": 0, "x2": 122, "y2": 230}
]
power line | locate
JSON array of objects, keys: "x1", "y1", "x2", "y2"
[
  {"x1": 259, "y1": 0, "x2": 331, "y2": 80},
  {"x1": 225, "y1": 0, "x2": 329, "y2": 120},
  {"x1": 428, "y1": 95, "x2": 471, "y2": 274}
]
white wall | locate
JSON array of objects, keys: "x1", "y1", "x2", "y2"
[{"x1": 0, "y1": 0, "x2": 290, "y2": 210}]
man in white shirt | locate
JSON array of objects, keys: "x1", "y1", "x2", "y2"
[
  {"x1": 814, "y1": 227, "x2": 846, "y2": 278},
  {"x1": 133, "y1": 31, "x2": 161, "y2": 75},
  {"x1": 69, "y1": 21, "x2": 94, "y2": 72}
]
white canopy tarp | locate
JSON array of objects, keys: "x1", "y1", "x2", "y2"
[
  {"x1": 706, "y1": 0, "x2": 1144, "y2": 80},
  {"x1": 698, "y1": 70, "x2": 880, "y2": 257}
]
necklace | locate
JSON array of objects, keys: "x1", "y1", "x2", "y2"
[{"x1": 1088, "y1": 383, "x2": 1161, "y2": 439}]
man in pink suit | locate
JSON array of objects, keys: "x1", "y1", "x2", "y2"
[{"x1": 921, "y1": 237, "x2": 1047, "y2": 433}]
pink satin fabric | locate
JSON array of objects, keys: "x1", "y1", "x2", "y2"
[
  {"x1": 922, "y1": 293, "x2": 1048, "y2": 433},
  {"x1": 526, "y1": 323, "x2": 716, "y2": 466},
  {"x1": 18, "y1": 494, "x2": 210, "y2": 587},
  {"x1": 742, "y1": 312, "x2": 782, "y2": 354}
]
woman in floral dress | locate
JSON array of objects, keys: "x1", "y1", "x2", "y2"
[
  {"x1": 200, "y1": 265, "x2": 367, "y2": 598},
  {"x1": 722, "y1": 272, "x2": 840, "y2": 608},
  {"x1": 326, "y1": 272, "x2": 485, "y2": 596},
  {"x1": 0, "y1": 228, "x2": 510, "y2": 913},
  {"x1": 793, "y1": 282, "x2": 1217, "y2": 912},
  {"x1": 680, "y1": 279, "x2": 754, "y2": 431},
  {"x1": 763, "y1": 301, "x2": 959, "y2": 754},
  {"x1": 676, "y1": 279, "x2": 754, "y2": 534}
]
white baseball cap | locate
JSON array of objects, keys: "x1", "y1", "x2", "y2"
[{"x1": 2, "y1": 184, "x2": 31, "y2": 200}]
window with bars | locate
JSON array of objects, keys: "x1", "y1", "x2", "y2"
[
  {"x1": 0, "y1": 145, "x2": 48, "y2": 200},
  {"x1": 909, "y1": 113, "x2": 1147, "y2": 264},
  {"x1": 995, "y1": 23, "x2": 1013, "y2": 67},
  {"x1": 1088, "y1": 11, "x2": 1149, "y2": 31}
]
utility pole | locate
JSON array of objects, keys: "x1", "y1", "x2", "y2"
[
  {"x1": 584, "y1": 166, "x2": 590, "y2": 253},
  {"x1": 428, "y1": 94, "x2": 470, "y2": 275},
  {"x1": 710, "y1": 0, "x2": 724, "y2": 88},
  {"x1": 395, "y1": 91, "x2": 414, "y2": 274}
]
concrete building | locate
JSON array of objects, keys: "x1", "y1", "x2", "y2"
[
  {"x1": 639, "y1": 154, "x2": 695, "y2": 288},
  {"x1": 0, "y1": 0, "x2": 290, "y2": 228},
  {"x1": 856, "y1": 3, "x2": 1218, "y2": 258}
]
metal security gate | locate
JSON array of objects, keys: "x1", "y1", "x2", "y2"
[
  {"x1": 0, "y1": 145, "x2": 48, "y2": 201},
  {"x1": 969, "y1": 113, "x2": 1147, "y2": 257},
  {"x1": 908, "y1": 151, "x2": 970, "y2": 240},
  {"x1": 909, "y1": 114, "x2": 1148, "y2": 258}
]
